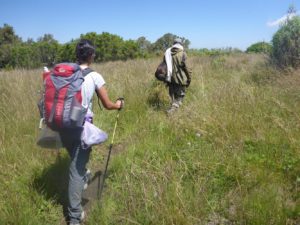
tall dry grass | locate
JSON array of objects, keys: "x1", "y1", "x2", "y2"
[{"x1": 0, "y1": 54, "x2": 299, "y2": 224}]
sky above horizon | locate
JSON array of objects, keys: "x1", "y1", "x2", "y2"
[{"x1": 1, "y1": 0, "x2": 300, "y2": 50}]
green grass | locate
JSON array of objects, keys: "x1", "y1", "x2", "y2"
[{"x1": 0, "y1": 54, "x2": 299, "y2": 224}]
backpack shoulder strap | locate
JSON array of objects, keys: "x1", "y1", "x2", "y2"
[{"x1": 82, "y1": 68, "x2": 93, "y2": 77}]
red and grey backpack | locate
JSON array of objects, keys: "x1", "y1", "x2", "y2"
[{"x1": 42, "y1": 63, "x2": 92, "y2": 131}]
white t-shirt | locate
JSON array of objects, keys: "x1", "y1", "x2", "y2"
[{"x1": 81, "y1": 70, "x2": 105, "y2": 113}]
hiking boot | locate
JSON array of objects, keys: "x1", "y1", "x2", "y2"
[
  {"x1": 83, "y1": 169, "x2": 91, "y2": 190},
  {"x1": 69, "y1": 211, "x2": 85, "y2": 225},
  {"x1": 166, "y1": 103, "x2": 179, "y2": 115},
  {"x1": 174, "y1": 97, "x2": 183, "y2": 106}
]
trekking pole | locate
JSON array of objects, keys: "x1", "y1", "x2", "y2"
[{"x1": 97, "y1": 98, "x2": 124, "y2": 200}]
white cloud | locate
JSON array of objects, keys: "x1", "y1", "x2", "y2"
[{"x1": 267, "y1": 11, "x2": 299, "y2": 27}]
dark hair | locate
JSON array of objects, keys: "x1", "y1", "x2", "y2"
[{"x1": 76, "y1": 39, "x2": 95, "y2": 64}]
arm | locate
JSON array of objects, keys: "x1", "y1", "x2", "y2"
[
  {"x1": 182, "y1": 53, "x2": 192, "y2": 86},
  {"x1": 96, "y1": 85, "x2": 122, "y2": 110}
]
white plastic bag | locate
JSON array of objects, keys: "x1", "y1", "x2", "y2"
[{"x1": 81, "y1": 121, "x2": 108, "y2": 148}]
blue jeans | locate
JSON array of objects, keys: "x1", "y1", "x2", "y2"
[{"x1": 60, "y1": 128, "x2": 91, "y2": 223}]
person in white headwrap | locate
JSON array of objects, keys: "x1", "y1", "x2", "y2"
[{"x1": 164, "y1": 38, "x2": 192, "y2": 114}]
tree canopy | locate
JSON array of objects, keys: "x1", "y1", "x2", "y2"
[
  {"x1": 0, "y1": 24, "x2": 191, "y2": 69},
  {"x1": 246, "y1": 42, "x2": 272, "y2": 54},
  {"x1": 272, "y1": 15, "x2": 300, "y2": 68}
]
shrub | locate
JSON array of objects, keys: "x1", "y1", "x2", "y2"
[
  {"x1": 246, "y1": 42, "x2": 272, "y2": 54},
  {"x1": 272, "y1": 16, "x2": 300, "y2": 68}
]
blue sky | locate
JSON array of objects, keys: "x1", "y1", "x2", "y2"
[{"x1": 1, "y1": 0, "x2": 299, "y2": 50}]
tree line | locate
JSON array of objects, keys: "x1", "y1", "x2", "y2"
[
  {"x1": 0, "y1": 24, "x2": 190, "y2": 69},
  {"x1": 1, "y1": 7, "x2": 299, "y2": 71}
]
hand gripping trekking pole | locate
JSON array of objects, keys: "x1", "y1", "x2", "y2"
[{"x1": 97, "y1": 98, "x2": 124, "y2": 200}]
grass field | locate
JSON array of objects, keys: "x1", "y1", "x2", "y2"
[{"x1": 0, "y1": 54, "x2": 299, "y2": 225}]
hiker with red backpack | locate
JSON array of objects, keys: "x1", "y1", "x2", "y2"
[{"x1": 42, "y1": 39, "x2": 123, "y2": 225}]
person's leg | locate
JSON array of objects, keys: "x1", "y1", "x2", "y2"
[
  {"x1": 168, "y1": 83, "x2": 175, "y2": 104},
  {"x1": 167, "y1": 84, "x2": 185, "y2": 114},
  {"x1": 173, "y1": 85, "x2": 186, "y2": 106},
  {"x1": 67, "y1": 142, "x2": 91, "y2": 224},
  {"x1": 167, "y1": 84, "x2": 177, "y2": 114},
  {"x1": 60, "y1": 129, "x2": 91, "y2": 224}
]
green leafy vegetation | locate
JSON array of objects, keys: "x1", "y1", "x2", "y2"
[
  {"x1": 0, "y1": 24, "x2": 190, "y2": 69},
  {"x1": 246, "y1": 42, "x2": 272, "y2": 54},
  {"x1": 272, "y1": 15, "x2": 300, "y2": 69}
]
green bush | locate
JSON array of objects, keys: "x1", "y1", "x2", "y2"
[
  {"x1": 0, "y1": 23, "x2": 192, "y2": 69},
  {"x1": 246, "y1": 42, "x2": 272, "y2": 54},
  {"x1": 272, "y1": 16, "x2": 300, "y2": 68}
]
